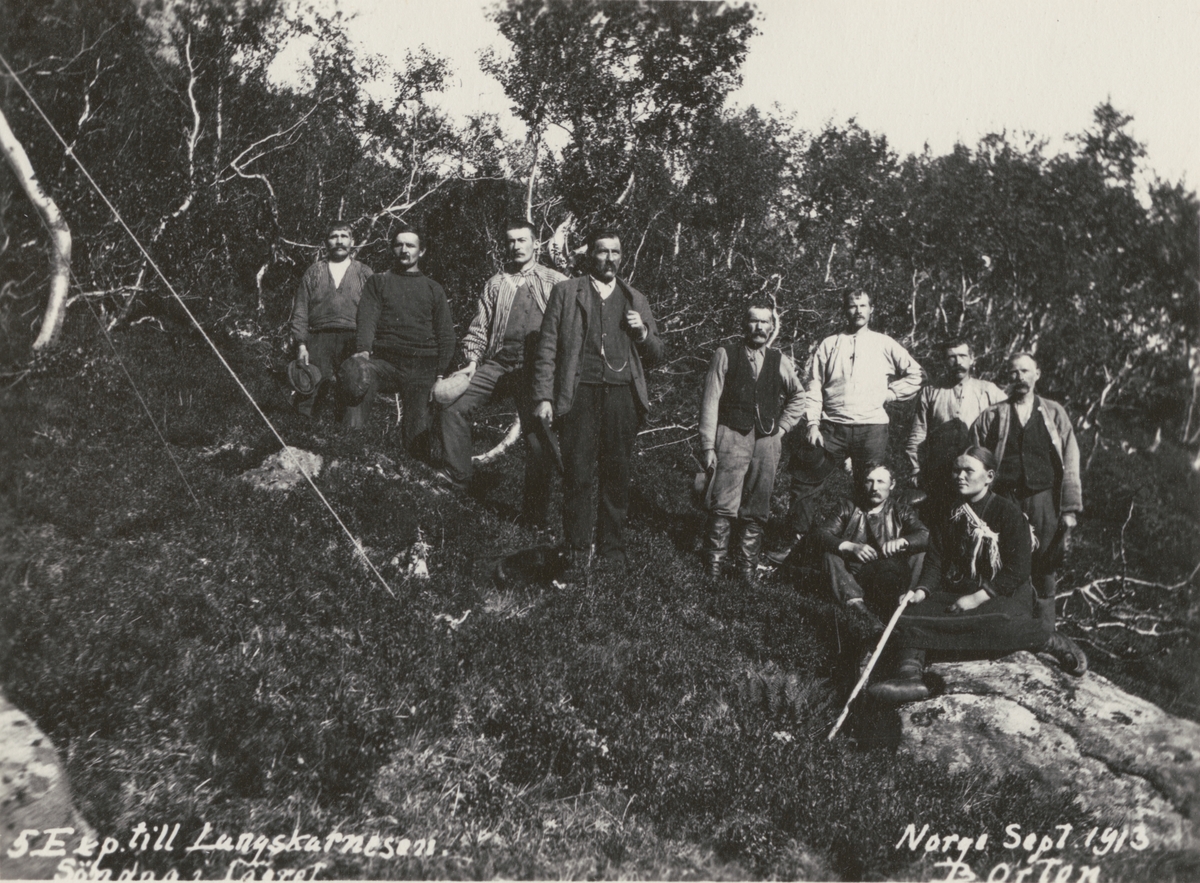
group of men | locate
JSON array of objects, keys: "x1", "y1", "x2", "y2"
[
  {"x1": 288, "y1": 219, "x2": 661, "y2": 582},
  {"x1": 288, "y1": 221, "x2": 1081, "y2": 625},
  {"x1": 699, "y1": 291, "x2": 1081, "y2": 641}
]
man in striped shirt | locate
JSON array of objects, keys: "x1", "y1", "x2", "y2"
[{"x1": 435, "y1": 220, "x2": 566, "y2": 527}]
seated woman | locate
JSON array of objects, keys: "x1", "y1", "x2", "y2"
[{"x1": 868, "y1": 446, "x2": 1087, "y2": 704}]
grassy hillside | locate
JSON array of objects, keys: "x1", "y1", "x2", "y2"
[{"x1": 1, "y1": 322, "x2": 1197, "y2": 881}]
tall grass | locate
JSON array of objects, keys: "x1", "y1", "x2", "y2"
[{"x1": 1, "y1": 324, "x2": 1195, "y2": 879}]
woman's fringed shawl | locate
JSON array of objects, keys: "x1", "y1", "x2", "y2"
[{"x1": 950, "y1": 502, "x2": 1002, "y2": 580}]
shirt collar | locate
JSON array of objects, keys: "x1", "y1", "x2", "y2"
[{"x1": 590, "y1": 275, "x2": 617, "y2": 298}]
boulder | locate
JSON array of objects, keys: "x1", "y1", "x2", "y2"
[
  {"x1": 898, "y1": 651, "x2": 1200, "y2": 850},
  {"x1": 0, "y1": 691, "x2": 95, "y2": 879},
  {"x1": 239, "y1": 446, "x2": 323, "y2": 492}
]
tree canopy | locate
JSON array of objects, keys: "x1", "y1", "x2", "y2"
[{"x1": 0, "y1": 0, "x2": 1196, "y2": 457}]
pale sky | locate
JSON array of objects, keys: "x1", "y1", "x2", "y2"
[{"x1": 331, "y1": 0, "x2": 1199, "y2": 186}]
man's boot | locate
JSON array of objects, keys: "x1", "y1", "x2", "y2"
[
  {"x1": 733, "y1": 520, "x2": 765, "y2": 585},
  {"x1": 342, "y1": 403, "x2": 366, "y2": 430},
  {"x1": 764, "y1": 532, "x2": 802, "y2": 566},
  {"x1": 1041, "y1": 631, "x2": 1088, "y2": 676},
  {"x1": 867, "y1": 648, "x2": 929, "y2": 704},
  {"x1": 702, "y1": 515, "x2": 732, "y2": 579}
]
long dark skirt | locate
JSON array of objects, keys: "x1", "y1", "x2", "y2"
[{"x1": 895, "y1": 579, "x2": 1051, "y2": 654}]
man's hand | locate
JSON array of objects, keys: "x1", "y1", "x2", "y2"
[
  {"x1": 948, "y1": 589, "x2": 990, "y2": 614},
  {"x1": 910, "y1": 588, "x2": 928, "y2": 604},
  {"x1": 840, "y1": 541, "x2": 877, "y2": 563},
  {"x1": 297, "y1": 343, "x2": 309, "y2": 366},
  {"x1": 702, "y1": 449, "x2": 717, "y2": 473},
  {"x1": 1061, "y1": 513, "x2": 1077, "y2": 553},
  {"x1": 880, "y1": 538, "x2": 908, "y2": 558},
  {"x1": 534, "y1": 400, "x2": 554, "y2": 427},
  {"x1": 625, "y1": 309, "x2": 648, "y2": 341},
  {"x1": 464, "y1": 360, "x2": 478, "y2": 377},
  {"x1": 807, "y1": 423, "x2": 823, "y2": 448}
]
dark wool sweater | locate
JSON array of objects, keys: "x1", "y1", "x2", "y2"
[{"x1": 356, "y1": 270, "x2": 455, "y2": 373}]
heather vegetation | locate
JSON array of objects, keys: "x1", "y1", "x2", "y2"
[{"x1": 1, "y1": 1, "x2": 1198, "y2": 880}]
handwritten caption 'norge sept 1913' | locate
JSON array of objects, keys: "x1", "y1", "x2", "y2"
[
  {"x1": 898, "y1": 821, "x2": 1152, "y2": 882},
  {"x1": 5, "y1": 822, "x2": 440, "y2": 879}
]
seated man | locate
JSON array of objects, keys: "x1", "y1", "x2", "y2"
[{"x1": 816, "y1": 462, "x2": 929, "y2": 634}]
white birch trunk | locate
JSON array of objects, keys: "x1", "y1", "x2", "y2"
[{"x1": 0, "y1": 105, "x2": 72, "y2": 352}]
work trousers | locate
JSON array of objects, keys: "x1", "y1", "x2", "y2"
[
  {"x1": 824, "y1": 551, "x2": 924, "y2": 614},
  {"x1": 996, "y1": 486, "x2": 1061, "y2": 626},
  {"x1": 440, "y1": 359, "x2": 554, "y2": 526},
  {"x1": 559, "y1": 383, "x2": 637, "y2": 561},
  {"x1": 340, "y1": 353, "x2": 439, "y2": 456},
  {"x1": 705, "y1": 425, "x2": 782, "y2": 526},
  {"x1": 295, "y1": 330, "x2": 356, "y2": 418},
  {"x1": 786, "y1": 421, "x2": 889, "y2": 535}
]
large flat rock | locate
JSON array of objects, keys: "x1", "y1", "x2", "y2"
[
  {"x1": 0, "y1": 692, "x2": 95, "y2": 879},
  {"x1": 899, "y1": 651, "x2": 1200, "y2": 850}
]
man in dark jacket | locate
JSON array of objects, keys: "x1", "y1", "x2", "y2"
[
  {"x1": 533, "y1": 230, "x2": 663, "y2": 579},
  {"x1": 817, "y1": 462, "x2": 929, "y2": 633},
  {"x1": 288, "y1": 222, "x2": 373, "y2": 418},
  {"x1": 340, "y1": 224, "x2": 455, "y2": 457},
  {"x1": 970, "y1": 352, "x2": 1082, "y2": 627},
  {"x1": 697, "y1": 304, "x2": 805, "y2": 583}
]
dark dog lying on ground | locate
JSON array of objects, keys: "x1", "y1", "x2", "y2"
[{"x1": 492, "y1": 544, "x2": 568, "y2": 588}]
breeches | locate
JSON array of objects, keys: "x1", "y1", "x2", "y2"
[
  {"x1": 440, "y1": 359, "x2": 553, "y2": 524},
  {"x1": 295, "y1": 330, "x2": 356, "y2": 415},
  {"x1": 340, "y1": 353, "x2": 439, "y2": 454},
  {"x1": 705, "y1": 425, "x2": 782, "y2": 525}
]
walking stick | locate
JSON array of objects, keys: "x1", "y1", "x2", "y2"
[{"x1": 827, "y1": 589, "x2": 919, "y2": 741}]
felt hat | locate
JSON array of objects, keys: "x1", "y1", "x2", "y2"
[
  {"x1": 287, "y1": 359, "x2": 322, "y2": 395},
  {"x1": 432, "y1": 369, "x2": 473, "y2": 405}
]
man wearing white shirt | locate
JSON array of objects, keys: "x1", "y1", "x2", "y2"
[
  {"x1": 533, "y1": 231, "x2": 664, "y2": 580},
  {"x1": 768, "y1": 290, "x2": 922, "y2": 564},
  {"x1": 287, "y1": 222, "x2": 373, "y2": 418}
]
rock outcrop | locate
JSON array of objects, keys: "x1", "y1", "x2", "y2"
[
  {"x1": 898, "y1": 651, "x2": 1200, "y2": 850},
  {"x1": 0, "y1": 692, "x2": 95, "y2": 879},
  {"x1": 239, "y1": 446, "x2": 322, "y2": 492}
]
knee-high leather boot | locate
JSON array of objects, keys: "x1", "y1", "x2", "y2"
[
  {"x1": 733, "y1": 520, "x2": 765, "y2": 585},
  {"x1": 702, "y1": 515, "x2": 732, "y2": 579}
]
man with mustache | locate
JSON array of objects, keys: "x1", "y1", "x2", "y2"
[
  {"x1": 905, "y1": 339, "x2": 1006, "y2": 519},
  {"x1": 970, "y1": 352, "x2": 1082, "y2": 630},
  {"x1": 435, "y1": 220, "x2": 566, "y2": 527},
  {"x1": 287, "y1": 222, "x2": 373, "y2": 419},
  {"x1": 767, "y1": 290, "x2": 923, "y2": 564},
  {"x1": 340, "y1": 223, "x2": 455, "y2": 457},
  {"x1": 817, "y1": 462, "x2": 929, "y2": 634},
  {"x1": 697, "y1": 305, "x2": 805, "y2": 583},
  {"x1": 533, "y1": 229, "x2": 663, "y2": 581}
]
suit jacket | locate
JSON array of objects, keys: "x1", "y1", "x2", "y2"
[
  {"x1": 970, "y1": 396, "x2": 1083, "y2": 515},
  {"x1": 532, "y1": 275, "x2": 664, "y2": 417}
]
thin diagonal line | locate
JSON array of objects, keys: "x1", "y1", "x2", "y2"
[{"x1": 4, "y1": 50, "x2": 398, "y2": 599}]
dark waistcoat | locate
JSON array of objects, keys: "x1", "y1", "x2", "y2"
[{"x1": 718, "y1": 344, "x2": 784, "y2": 438}]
